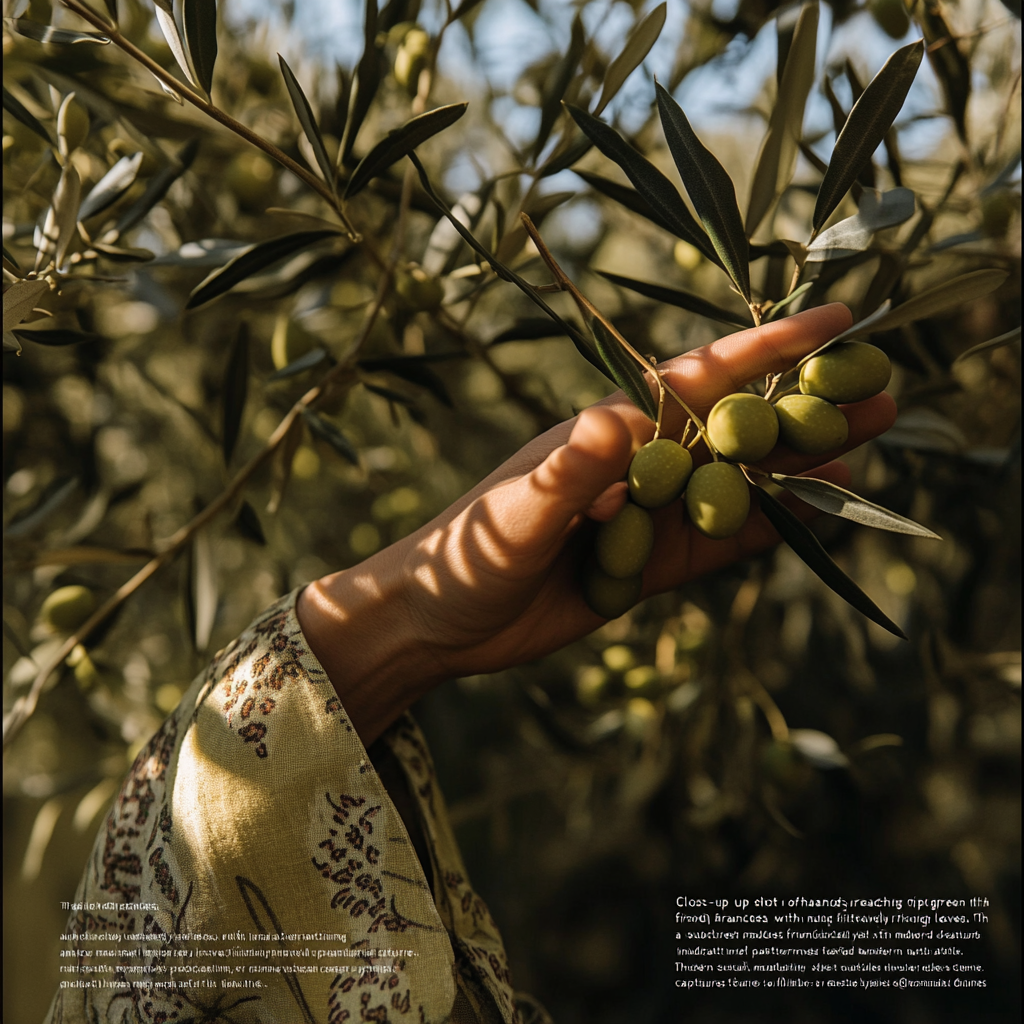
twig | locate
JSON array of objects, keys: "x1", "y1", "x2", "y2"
[{"x1": 59, "y1": 0, "x2": 360, "y2": 240}]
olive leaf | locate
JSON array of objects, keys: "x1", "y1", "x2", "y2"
[
  {"x1": 790, "y1": 729, "x2": 849, "y2": 768},
  {"x1": 591, "y1": 320, "x2": 656, "y2": 420},
  {"x1": 764, "y1": 282, "x2": 812, "y2": 321},
  {"x1": 565, "y1": 104, "x2": 719, "y2": 263},
  {"x1": 3, "y1": 279, "x2": 49, "y2": 332},
  {"x1": 655, "y1": 83, "x2": 750, "y2": 301},
  {"x1": 221, "y1": 324, "x2": 248, "y2": 465},
  {"x1": 756, "y1": 486, "x2": 908, "y2": 640},
  {"x1": 876, "y1": 408, "x2": 966, "y2": 454},
  {"x1": 3, "y1": 85, "x2": 51, "y2": 143},
  {"x1": 34, "y1": 163, "x2": 81, "y2": 271},
  {"x1": 770, "y1": 474, "x2": 940, "y2": 538},
  {"x1": 594, "y1": 2, "x2": 667, "y2": 116},
  {"x1": 918, "y1": 2, "x2": 970, "y2": 142},
  {"x1": 953, "y1": 326, "x2": 1021, "y2": 365},
  {"x1": 267, "y1": 347, "x2": 331, "y2": 380},
  {"x1": 78, "y1": 152, "x2": 143, "y2": 221},
  {"x1": 805, "y1": 187, "x2": 915, "y2": 262},
  {"x1": 6, "y1": 18, "x2": 110, "y2": 44},
  {"x1": 90, "y1": 242, "x2": 154, "y2": 262},
  {"x1": 114, "y1": 138, "x2": 199, "y2": 236},
  {"x1": 358, "y1": 354, "x2": 459, "y2": 408},
  {"x1": 186, "y1": 229, "x2": 341, "y2": 308},
  {"x1": 533, "y1": 13, "x2": 585, "y2": 159},
  {"x1": 278, "y1": 55, "x2": 335, "y2": 189},
  {"x1": 153, "y1": 3, "x2": 198, "y2": 89},
  {"x1": 266, "y1": 417, "x2": 304, "y2": 515},
  {"x1": 574, "y1": 170, "x2": 676, "y2": 235},
  {"x1": 796, "y1": 299, "x2": 893, "y2": 366},
  {"x1": 302, "y1": 410, "x2": 359, "y2": 465},
  {"x1": 12, "y1": 326, "x2": 99, "y2": 347},
  {"x1": 745, "y1": 2, "x2": 818, "y2": 237},
  {"x1": 812, "y1": 41, "x2": 924, "y2": 235},
  {"x1": 190, "y1": 528, "x2": 218, "y2": 652},
  {"x1": 182, "y1": 0, "x2": 218, "y2": 96},
  {"x1": 233, "y1": 500, "x2": 266, "y2": 545},
  {"x1": 489, "y1": 318, "x2": 573, "y2": 344},
  {"x1": 339, "y1": 0, "x2": 382, "y2": 168},
  {"x1": 597, "y1": 271, "x2": 753, "y2": 328},
  {"x1": 146, "y1": 237, "x2": 248, "y2": 267},
  {"x1": 344, "y1": 103, "x2": 469, "y2": 199},
  {"x1": 496, "y1": 190, "x2": 574, "y2": 263},
  {"x1": 847, "y1": 269, "x2": 1009, "y2": 336}
]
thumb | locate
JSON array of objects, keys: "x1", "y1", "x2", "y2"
[{"x1": 507, "y1": 406, "x2": 634, "y2": 547}]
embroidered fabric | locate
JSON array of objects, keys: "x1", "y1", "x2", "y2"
[{"x1": 45, "y1": 590, "x2": 549, "y2": 1024}]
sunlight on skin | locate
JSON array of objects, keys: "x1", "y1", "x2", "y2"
[{"x1": 298, "y1": 304, "x2": 898, "y2": 746}]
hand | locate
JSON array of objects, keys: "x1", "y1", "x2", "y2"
[{"x1": 298, "y1": 303, "x2": 896, "y2": 745}]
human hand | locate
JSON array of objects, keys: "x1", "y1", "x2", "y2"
[{"x1": 299, "y1": 303, "x2": 896, "y2": 745}]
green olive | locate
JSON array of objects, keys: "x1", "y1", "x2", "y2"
[
  {"x1": 628, "y1": 439, "x2": 693, "y2": 508},
  {"x1": 623, "y1": 697, "x2": 658, "y2": 739},
  {"x1": 40, "y1": 585, "x2": 95, "y2": 632},
  {"x1": 226, "y1": 151, "x2": 276, "y2": 212},
  {"x1": 684, "y1": 462, "x2": 750, "y2": 539},
  {"x1": 799, "y1": 342, "x2": 891, "y2": 405},
  {"x1": 394, "y1": 28, "x2": 430, "y2": 95},
  {"x1": 395, "y1": 266, "x2": 444, "y2": 312},
  {"x1": 706, "y1": 393, "x2": 779, "y2": 463},
  {"x1": 869, "y1": 0, "x2": 910, "y2": 39},
  {"x1": 774, "y1": 394, "x2": 849, "y2": 454},
  {"x1": 582, "y1": 563, "x2": 643, "y2": 619},
  {"x1": 595, "y1": 503, "x2": 654, "y2": 579}
]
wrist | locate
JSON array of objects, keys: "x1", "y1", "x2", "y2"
[{"x1": 296, "y1": 544, "x2": 448, "y2": 747}]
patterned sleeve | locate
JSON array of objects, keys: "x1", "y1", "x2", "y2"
[{"x1": 45, "y1": 590, "x2": 548, "y2": 1024}]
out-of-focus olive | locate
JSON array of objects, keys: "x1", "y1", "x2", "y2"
[
  {"x1": 582, "y1": 563, "x2": 643, "y2": 619},
  {"x1": 595, "y1": 502, "x2": 654, "y2": 579}
]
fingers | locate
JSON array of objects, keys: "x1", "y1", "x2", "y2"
[
  {"x1": 488, "y1": 406, "x2": 634, "y2": 557},
  {"x1": 758, "y1": 391, "x2": 897, "y2": 476},
  {"x1": 660, "y1": 303, "x2": 854, "y2": 415}
]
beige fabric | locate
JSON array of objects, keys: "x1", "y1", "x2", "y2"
[{"x1": 46, "y1": 591, "x2": 542, "y2": 1024}]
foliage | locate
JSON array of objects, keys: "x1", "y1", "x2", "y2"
[{"x1": 3, "y1": 0, "x2": 1020, "y2": 1018}]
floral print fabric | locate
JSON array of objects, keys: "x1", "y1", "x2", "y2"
[{"x1": 46, "y1": 591, "x2": 539, "y2": 1024}]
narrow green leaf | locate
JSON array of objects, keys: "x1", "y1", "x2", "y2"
[
  {"x1": 765, "y1": 281, "x2": 812, "y2": 321},
  {"x1": 3, "y1": 245, "x2": 21, "y2": 270},
  {"x1": 4, "y1": 279, "x2": 49, "y2": 332},
  {"x1": 344, "y1": 103, "x2": 469, "y2": 199},
  {"x1": 221, "y1": 324, "x2": 248, "y2": 464},
  {"x1": 490, "y1": 318, "x2": 571, "y2": 344},
  {"x1": 115, "y1": 139, "x2": 199, "y2": 236},
  {"x1": 6, "y1": 18, "x2": 110, "y2": 44},
  {"x1": 35, "y1": 164, "x2": 81, "y2": 271},
  {"x1": 876, "y1": 407, "x2": 966, "y2": 454},
  {"x1": 13, "y1": 326, "x2": 99, "y2": 346},
  {"x1": 278, "y1": 54, "x2": 335, "y2": 189},
  {"x1": 847, "y1": 269, "x2": 1008, "y2": 336},
  {"x1": 565, "y1": 104, "x2": 719, "y2": 264},
  {"x1": 595, "y1": 2, "x2": 667, "y2": 115},
  {"x1": 152, "y1": 5, "x2": 198, "y2": 88},
  {"x1": 805, "y1": 187, "x2": 915, "y2": 262},
  {"x1": 90, "y1": 242, "x2": 154, "y2": 262},
  {"x1": 745, "y1": 2, "x2": 818, "y2": 237},
  {"x1": 597, "y1": 271, "x2": 753, "y2": 328},
  {"x1": 234, "y1": 500, "x2": 266, "y2": 545},
  {"x1": 268, "y1": 347, "x2": 331, "y2": 380},
  {"x1": 182, "y1": 0, "x2": 218, "y2": 96},
  {"x1": 190, "y1": 528, "x2": 217, "y2": 652},
  {"x1": 591, "y1": 320, "x2": 656, "y2": 420},
  {"x1": 302, "y1": 410, "x2": 359, "y2": 465},
  {"x1": 339, "y1": 0, "x2": 381, "y2": 168},
  {"x1": 359, "y1": 355, "x2": 454, "y2": 408},
  {"x1": 78, "y1": 152, "x2": 143, "y2": 221},
  {"x1": 771, "y1": 474, "x2": 941, "y2": 538},
  {"x1": 918, "y1": 3, "x2": 970, "y2": 142},
  {"x1": 186, "y1": 229, "x2": 340, "y2": 308},
  {"x1": 812, "y1": 41, "x2": 924, "y2": 234},
  {"x1": 536, "y1": 129, "x2": 592, "y2": 178},
  {"x1": 3, "y1": 85, "x2": 51, "y2": 143},
  {"x1": 655, "y1": 83, "x2": 750, "y2": 301},
  {"x1": 756, "y1": 487, "x2": 908, "y2": 639},
  {"x1": 574, "y1": 170, "x2": 676, "y2": 235},
  {"x1": 953, "y1": 326, "x2": 1021, "y2": 364},
  {"x1": 534, "y1": 13, "x2": 585, "y2": 159},
  {"x1": 796, "y1": 299, "x2": 893, "y2": 366}
]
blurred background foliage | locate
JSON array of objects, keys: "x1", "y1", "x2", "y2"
[{"x1": 3, "y1": 0, "x2": 1020, "y2": 1019}]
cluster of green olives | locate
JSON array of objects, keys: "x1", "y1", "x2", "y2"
[{"x1": 582, "y1": 341, "x2": 891, "y2": 619}]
